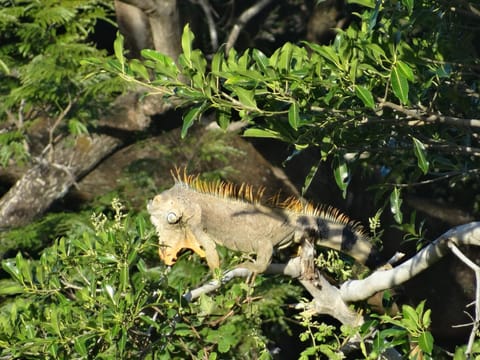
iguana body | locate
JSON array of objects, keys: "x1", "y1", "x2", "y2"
[{"x1": 147, "y1": 170, "x2": 381, "y2": 273}]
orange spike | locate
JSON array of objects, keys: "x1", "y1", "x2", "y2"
[{"x1": 170, "y1": 167, "x2": 367, "y2": 236}]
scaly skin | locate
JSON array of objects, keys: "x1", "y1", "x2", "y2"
[{"x1": 147, "y1": 174, "x2": 381, "y2": 273}]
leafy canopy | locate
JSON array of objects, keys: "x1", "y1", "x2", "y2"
[{"x1": 104, "y1": 0, "x2": 480, "y2": 221}]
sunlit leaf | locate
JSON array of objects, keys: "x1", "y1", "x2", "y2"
[
  {"x1": 396, "y1": 60, "x2": 414, "y2": 81},
  {"x1": 391, "y1": 64, "x2": 409, "y2": 104},
  {"x1": 302, "y1": 161, "x2": 320, "y2": 196},
  {"x1": 252, "y1": 49, "x2": 269, "y2": 72},
  {"x1": 402, "y1": 0, "x2": 414, "y2": 14},
  {"x1": 233, "y1": 87, "x2": 257, "y2": 109},
  {"x1": 181, "y1": 24, "x2": 194, "y2": 65},
  {"x1": 333, "y1": 156, "x2": 349, "y2": 198},
  {"x1": 354, "y1": 85, "x2": 375, "y2": 109},
  {"x1": 129, "y1": 59, "x2": 149, "y2": 81},
  {"x1": 288, "y1": 101, "x2": 300, "y2": 130},
  {"x1": 412, "y1": 137, "x2": 429, "y2": 174},
  {"x1": 113, "y1": 32, "x2": 124, "y2": 70},
  {"x1": 390, "y1": 187, "x2": 403, "y2": 224},
  {"x1": 418, "y1": 331, "x2": 434, "y2": 354},
  {"x1": 243, "y1": 128, "x2": 283, "y2": 140},
  {"x1": 347, "y1": 0, "x2": 376, "y2": 8},
  {"x1": 182, "y1": 103, "x2": 206, "y2": 138}
]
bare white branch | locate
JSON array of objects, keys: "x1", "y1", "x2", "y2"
[
  {"x1": 448, "y1": 242, "x2": 480, "y2": 357},
  {"x1": 340, "y1": 222, "x2": 480, "y2": 302}
]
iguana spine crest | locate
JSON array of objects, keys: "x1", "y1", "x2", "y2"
[{"x1": 172, "y1": 167, "x2": 366, "y2": 237}]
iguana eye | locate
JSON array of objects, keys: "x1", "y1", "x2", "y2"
[{"x1": 166, "y1": 211, "x2": 181, "y2": 224}]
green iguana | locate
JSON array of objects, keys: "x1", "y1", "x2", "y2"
[{"x1": 147, "y1": 169, "x2": 381, "y2": 274}]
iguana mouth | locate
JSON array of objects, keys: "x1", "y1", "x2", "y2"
[{"x1": 158, "y1": 230, "x2": 206, "y2": 265}]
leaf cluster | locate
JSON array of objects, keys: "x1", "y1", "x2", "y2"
[
  {"x1": 106, "y1": 0, "x2": 479, "y2": 223},
  {"x1": 0, "y1": 0, "x2": 125, "y2": 165},
  {"x1": 0, "y1": 199, "x2": 303, "y2": 359}
]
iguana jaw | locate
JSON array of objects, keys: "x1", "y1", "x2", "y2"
[{"x1": 158, "y1": 229, "x2": 206, "y2": 265}]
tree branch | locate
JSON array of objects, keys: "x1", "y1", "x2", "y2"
[
  {"x1": 379, "y1": 101, "x2": 480, "y2": 128},
  {"x1": 340, "y1": 222, "x2": 480, "y2": 302},
  {"x1": 225, "y1": 0, "x2": 275, "y2": 53},
  {"x1": 448, "y1": 242, "x2": 480, "y2": 358},
  {"x1": 0, "y1": 92, "x2": 174, "y2": 229}
]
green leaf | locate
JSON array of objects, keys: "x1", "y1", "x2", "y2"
[
  {"x1": 368, "y1": 0, "x2": 381, "y2": 30},
  {"x1": 129, "y1": 59, "x2": 149, "y2": 81},
  {"x1": 418, "y1": 331, "x2": 434, "y2": 354},
  {"x1": 422, "y1": 308, "x2": 432, "y2": 328},
  {"x1": 0, "y1": 281, "x2": 24, "y2": 295},
  {"x1": 233, "y1": 87, "x2": 257, "y2": 109},
  {"x1": 141, "y1": 49, "x2": 178, "y2": 78},
  {"x1": 391, "y1": 64, "x2": 409, "y2": 104},
  {"x1": 2, "y1": 259, "x2": 23, "y2": 283},
  {"x1": 396, "y1": 60, "x2": 414, "y2": 81},
  {"x1": 181, "y1": 24, "x2": 194, "y2": 65},
  {"x1": 288, "y1": 101, "x2": 300, "y2": 130},
  {"x1": 347, "y1": 0, "x2": 376, "y2": 8},
  {"x1": 389, "y1": 187, "x2": 403, "y2": 224},
  {"x1": 252, "y1": 49, "x2": 269, "y2": 73},
  {"x1": 182, "y1": 103, "x2": 205, "y2": 138},
  {"x1": 312, "y1": 45, "x2": 341, "y2": 69},
  {"x1": 217, "y1": 107, "x2": 231, "y2": 130},
  {"x1": 354, "y1": 85, "x2": 375, "y2": 109},
  {"x1": 211, "y1": 52, "x2": 223, "y2": 73},
  {"x1": 402, "y1": 0, "x2": 414, "y2": 14},
  {"x1": 278, "y1": 42, "x2": 294, "y2": 71},
  {"x1": 412, "y1": 137, "x2": 429, "y2": 174},
  {"x1": 113, "y1": 32, "x2": 125, "y2": 70},
  {"x1": 103, "y1": 283, "x2": 116, "y2": 306},
  {"x1": 402, "y1": 304, "x2": 419, "y2": 326},
  {"x1": 333, "y1": 156, "x2": 349, "y2": 198},
  {"x1": 302, "y1": 161, "x2": 320, "y2": 196},
  {"x1": 243, "y1": 128, "x2": 283, "y2": 140}
]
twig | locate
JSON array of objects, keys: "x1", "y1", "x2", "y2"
[
  {"x1": 225, "y1": 0, "x2": 275, "y2": 53},
  {"x1": 448, "y1": 242, "x2": 480, "y2": 358},
  {"x1": 384, "y1": 168, "x2": 480, "y2": 188},
  {"x1": 183, "y1": 267, "x2": 252, "y2": 302},
  {"x1": 379, "y1": 100, "x2": 480, "y2": 128}
]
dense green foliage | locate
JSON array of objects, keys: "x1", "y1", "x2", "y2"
[
  {"x1": 0, "y1": 199, "x2": 302, "y2": 359},
  {"x1": 107, "y1": 0, "x2": 480, "y2": 218},
  {"x1": 0, "y1": 0, "x2": 479, "y2": 358},
  {"x1": 0, "y1": 0, "x2": 123, "y2": 166}
]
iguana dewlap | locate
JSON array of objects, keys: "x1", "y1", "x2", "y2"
[{"x1": 147, "y1": 171, "x2": 381, "y2": 273}]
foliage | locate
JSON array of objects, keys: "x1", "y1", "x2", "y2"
[
  {"x1": 0, "y1": 0, "x2": 125, "y2": 166},
  {"x1": 0, "y1": 0, "x2": 479, "y2": 358},
  {"x1": 104, "y1": 0, "x2": 479, "y2": 223},
  {"x1": 0, "y1": 199, "x2": 301, "y2": 359},
  {"x1": 366, "y1": 300, "x2": 435, "y2": 359}
]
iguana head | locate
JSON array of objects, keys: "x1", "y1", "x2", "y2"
[{"x1": 147, "y1": 190, "x2": 206, "y2": 265}]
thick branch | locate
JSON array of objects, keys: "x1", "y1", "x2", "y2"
[
  {"x1": 340, "y1": 222, "x2": 480, "y2": 302},
  {"x1": 379, "y1": 101, "x2": 480, "y2": 128},
  {"x1": 0, "y1": 92, "x2": 173, "y2": 229},
  {"x1": 225, "y1": 0, "x2": 275, "y2": 53},
  {"x1": 0, "y1": 135, "x2": 122, "y2": 229}
]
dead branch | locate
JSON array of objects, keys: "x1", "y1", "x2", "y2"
[
  {"x1": 379, "y1": 101, "x2": 480, "y2": 128},
  {"x1": 0, "y1": 92, "x2": 174, "y2": 229},
  {"x1": 448, "y1": 242, "x2": 480, "y2": 358},
  {"x1": 340, "y1": 222, "x2": 480, "y2": 302},
  {"x1": 184, "y1": 222, "x2": 480, "y2": 331},
  {"x1": 225, "y1": 0, "x2": 275, "y2": 53},
  {"x1": 193, "y1": 0, "x2": 218, "y2": 51}
]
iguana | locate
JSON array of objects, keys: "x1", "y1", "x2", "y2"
[{"x1": 147, "y1": 169, "x2": 382, "y2": 274}]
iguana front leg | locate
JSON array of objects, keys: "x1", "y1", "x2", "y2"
[
  {"x1": 187, "y1": 227, "x2": 221, "y2": 270},
  {"x1": 189, "y1": 225, "x2": 274, "y2": 274}
]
